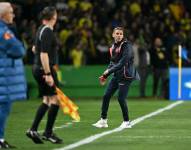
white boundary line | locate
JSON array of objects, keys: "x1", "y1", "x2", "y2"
[
  {"x1": 116, "y1": 135, "x2": 191, "y2": 139},
  {"x1": 55, "y1": 101, "x2": 184, "y2": 150},
  {"x1": 38, "y1": 122, "x2": 73, "y2": 133}
]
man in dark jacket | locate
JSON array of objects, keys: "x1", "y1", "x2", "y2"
[
  {"x1": 0, "y1": 2, "x2": 26, "y2": 148},
  {"x1": 93, "y1": 27, "x2": 139, "y2": 129},
  {"x1": 150, "y1": 37, "x2": 169, "y2": 98}
]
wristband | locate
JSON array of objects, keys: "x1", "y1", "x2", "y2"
[
  {"x1": 45, "y1": 72, "x2": 51, "y2": 76},
  {"x1": 103, "y1": 74, "x2": 108, "y2": 79}
]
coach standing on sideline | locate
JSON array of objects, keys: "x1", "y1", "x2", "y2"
[
  {"x1": 26, "y1": 7, "x2": 62, "y2": 144},
  {"x1": 0, "y1": 2, "x2": 27, "y2": 148},
  {"x1": 93, "y1": 27, "x2": 140, "y2": 129}
]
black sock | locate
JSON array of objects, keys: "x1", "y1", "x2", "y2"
[
  {"x1": 44, "y1": 104, "x2": 59, "y2": 135},
  {"x1": 30, "y1": 103, "x2": 49, "y2": 131}
]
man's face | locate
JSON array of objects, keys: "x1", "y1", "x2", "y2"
[
  {"x1": 155, "y1": 38, "x2": 162, "y2": 47},
  {"x1": 3, "y1": 6, "x2": 14, "y2": 24},
  {"x1": 112, "y1": 29, "x2": 124, "y2": 43},
  {"x1": 50, "y1": 12, "x2": 57, "y2": 27}
]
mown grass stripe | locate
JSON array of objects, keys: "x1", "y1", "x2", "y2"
[{"x1": 55, "y1": 101, "x2": 183, "y2": 150}]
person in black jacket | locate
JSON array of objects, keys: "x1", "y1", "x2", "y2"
[
  {"x1": 26, "y1": 7, "x2": 62, "y2": 144},
  {"x1": 150, "y1": 37, "x2": 169, "y2": 98},
  {"x1": 92, "y1": 27, "x2": 139, "y2": 129}
]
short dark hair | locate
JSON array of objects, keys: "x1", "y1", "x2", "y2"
[
  {"x1": 39, "y1": 6, "x2": 56, "y2": 21},
  {"x1": 113, "y1": 26, "x2": 124, "y2": 32},
  {"x1": 113, "y1": 26, "x2": 128, "y2": 37}
]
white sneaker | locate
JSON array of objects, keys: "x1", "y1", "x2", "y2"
[
  {"x1": 119, "y1": 121, "x2": 132, "y2": 129},
  {"x1": 92, "y1": 118, "x2": 108, "y2": 128}
]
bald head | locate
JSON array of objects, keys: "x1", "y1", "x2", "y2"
[
  {"x1": 0, "y1": 2, "x2": 11, "y2": 16},
  {"x1": 0, "y1": 2, "x2": 14, "y2": 24}
]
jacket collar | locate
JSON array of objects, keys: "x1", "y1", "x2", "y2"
[
  {"x1": 0, "y1": 20, "x2": 7, "y2": 27},
  {"x1": 114, "y1": 39, "x2": 127, "y2": 46}
]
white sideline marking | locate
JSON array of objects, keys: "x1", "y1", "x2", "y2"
[
  {"x1": 55, "y1": 101, "x2": 184, "y2": 150},
  {"x1": 39, "y1": 122, "x2": 73, "y2": 133},
  {"x1": 116, "y1": 135, "x2": 191, "y2": 139}
]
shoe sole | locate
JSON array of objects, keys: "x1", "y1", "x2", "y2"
[
  {"x1": 26, "y1": 133, "x2": 44, "y2": 144},
  {"x1": 0, "y1": 143, "x2": 16, "y2": 149},
  {"x1": 92, "y1": 124, "x2": 108, "y2": 128},
  {"x1": 42, "y1": 136, "x2": 63, "y2": 144}
]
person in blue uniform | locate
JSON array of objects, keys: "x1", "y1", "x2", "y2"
[
  {"x1": 0, "y1": 2, "x2": 27, "y2": 148},
  {"x1": 93, "y1": 27, "x2": 139, "y2": 129}
]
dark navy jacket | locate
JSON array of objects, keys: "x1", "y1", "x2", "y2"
[
  {"x1": 0, "y1": 20, "x2": 27, "y2": 103},
  {"x1": 106, "y1": 40, "x2": 140, "y2": 81}
]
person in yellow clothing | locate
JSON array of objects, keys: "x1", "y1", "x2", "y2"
[
  {"x1": 70, "y1": 42, "x2": 84, "y2": 68},
  {"x1": 180, "y1": 12, "x2": 191, "y2": 31},
  {"x1": 129, "y1": 0, "x2": 141, "y2": 16},
  {"x1": 68, "y1": 0, "x2": 78, "y2": 9},
  {"x1": 79, "y1": 0, "x2": 92, "y2": 12},
  {"x1": 169, "y1": 0, "x2": 184, "y2": 21}
]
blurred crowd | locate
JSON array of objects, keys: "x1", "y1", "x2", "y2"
[
  {"x1": 7, "y1": 0, "x2": 191, "y2": 99},
  {"x1": 11, "y1": 0, "x2": 191, "y2": 68}
]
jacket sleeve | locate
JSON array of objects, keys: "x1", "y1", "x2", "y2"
[
  {"x1": 102, "y1": 61, "x2": 113, "y2": 78},
  {"x1": 107, "y1": 61, "x2": 113, "y2": 69},
  {"x1": 3, "y1": 30, "x2": 25, "y2": 58},
  {"x1": 107, "y1": 42, "x2": 133, "y2": 75}
]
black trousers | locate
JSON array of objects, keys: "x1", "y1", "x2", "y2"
[
  {"x1": 101, "y1": 77, "x2": 132, "y2": 121},
  {"x1": 153, "y1": 68, "x2": 168, "y2": 98},
  {"x1": 139, "y1": 66, "x2": 150, "y2": 97}
]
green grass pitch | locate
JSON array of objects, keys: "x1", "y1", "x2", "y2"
[{"x1": 5, "y1": 98, "x2": 191, "y2": 150}]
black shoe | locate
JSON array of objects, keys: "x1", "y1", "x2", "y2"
[
  {"x1": 42, "y1": 132, "x2": 63, "y2": 144},
  {"x1": 0, "y1": 140, "x2": 16, "y2": 149},
  {"x1": 26, "y1": 130, "x2": 43, "y2": 144}
]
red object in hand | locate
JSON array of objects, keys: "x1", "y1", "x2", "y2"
[{"x1": 99, "y1": 75, "x2": 106, "y2": 85}]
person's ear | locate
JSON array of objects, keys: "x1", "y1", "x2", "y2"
[{"x1": 112, "y1": 32, "x2": 115, "y2": 38}]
